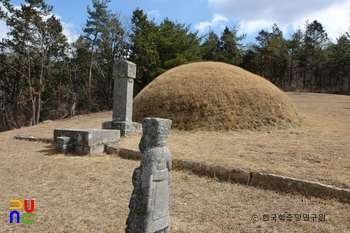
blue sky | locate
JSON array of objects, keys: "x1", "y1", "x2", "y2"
[{"x1": 1, "y1": 0, "x2": 350, "y2": 44}]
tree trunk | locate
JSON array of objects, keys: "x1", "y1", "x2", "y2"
[
  {"x1": 88, "y1": 32, "x2": 99, "y2": 112},
  {"x1": 88, "y1": 45, "x2": 94, "y2": 112},
  {"x1": 289, "y1": 56, "x2": 294, "y2": 86},
  {"x1": 70, "y1": 93, "x2": 77, "y2": 117},
  {"x1": 36, "y1": 57, "x2": 45, "y2": 125},
  {"x1": 348, "y1": 73, "x2": 350, "y2": 93},
  {"x1": 31, "y1": 96, "x2": 36, "y2": 126}
]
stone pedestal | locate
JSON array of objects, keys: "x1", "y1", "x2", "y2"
[{"x1": 102, "y1": 60, "x2": 141, "y2": 136}]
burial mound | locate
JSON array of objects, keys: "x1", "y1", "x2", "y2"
[{"x1": 133, "y1": 62, "x2": 300, "y2": 130}]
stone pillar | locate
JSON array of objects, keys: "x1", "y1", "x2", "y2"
[
  {"x1": 125, "y1": 118, "x2": 172, "y2": 233},
  {"x1": 102, "y1": 60, "x2": 141, "y2": 136},
  {"x1": 113, "y1": 60, "x2": 136, "y2": 122}
]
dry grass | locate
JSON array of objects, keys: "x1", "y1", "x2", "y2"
[
  {"x1": 119, "y1": 92, "x2": 350, "y2": 190},
  {"x1": 0, "y1": 92, "x2": 349, "y2": 232},
  {"x1": 133, "y1": 62, "x2": 300, "y2": 130},
  {"x1": 0, "y1": 143, "x2": 349, "y2": 232}
]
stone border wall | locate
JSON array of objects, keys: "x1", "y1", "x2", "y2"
[
  {"x1": 12, "y1": 136, "x2": 350, "y2": 202},
  {"x1": 14, "y1": 135, "x2": 53, "y2": 143},
  {"x1": 105, "y1": 145, "x2": 350, "y2": 203}
]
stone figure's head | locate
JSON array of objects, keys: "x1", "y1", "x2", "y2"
[{"x1": 139, "y1": 118, "x2": 172, "y2": 152}]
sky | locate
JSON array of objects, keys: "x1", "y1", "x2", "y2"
[{"x1": 1, "y1": 0, "x2": 350, "y2": 45}]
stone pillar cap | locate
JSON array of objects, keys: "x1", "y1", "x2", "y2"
[{"x1": 113, "y1": 59, "x2": 136, "y2": 79}]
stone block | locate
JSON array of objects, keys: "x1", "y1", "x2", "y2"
[
  {"x1": 113, "y1": 78, "x2": 134, "y2": 122},
  {"x1": 229, "y1": 169, "x2": 251, "y2": 184},
  {"x1": 54, "y1": 129, "x2": 120, "y2": 146},
  {"x1": 57, "y1": 136, "x2": 71, "y2": 144},
  {"x1": 102, "y1": 121, "x2": 141, "y2": 136},
  {"x1": 114, "y1": 60, "x2": 136, "y2": 79},
  {"x1": 74, "y1": 144, "x2": 105, "y2": 155},
  {"x1": 53, "y1": 129, "x2": 120, "y2": 155},
  {"x1": 250, "y1": 172, "x2": 350, "y2": 201},
  {"x1": 56, "y1": 136, "x2": 73, "y2": 152}
]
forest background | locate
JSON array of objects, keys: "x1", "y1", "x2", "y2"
[{"x1": 0, "y1": 0, "x2": 349, "y2": 132}]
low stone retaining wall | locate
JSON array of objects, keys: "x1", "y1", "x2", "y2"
[
  {"x1": 12, "y1": 136, "x2": 350, "y2": 202},
  {"x1": 14, "y1": 135, "x2": 53, "y2": 143},
  {"x1": 105, "y1": 145, "x2": 350, "y2": 203},
  {"x1": 105, "y1": 146, "x2": 142, "y2": 160}
]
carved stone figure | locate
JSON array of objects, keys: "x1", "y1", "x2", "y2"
[{"x1": 126, "y1": 118, "x2": 172, "y2": 233}]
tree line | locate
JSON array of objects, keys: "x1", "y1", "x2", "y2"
[{"x1": 0, "y1": 0, "x2": 349, "y2": 131}]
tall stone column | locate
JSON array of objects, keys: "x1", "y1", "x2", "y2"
[
  {"x1": 102, "y1": 60, "x2": 141, "y2": 136},
  {"x1": 125, "y1": 118, "x2": 172, "y2": 233},
  {"x1": 113, "y1": 60, "x2": 135, "y2": 122}
]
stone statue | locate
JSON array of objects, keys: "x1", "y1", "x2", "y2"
[{"x1": 125, "y1": 118, "x2": 172, "y2": 233}]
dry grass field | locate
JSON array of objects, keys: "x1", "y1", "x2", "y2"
[
  {"x1": 121, "y1": 92, "x2": 350, "y2": 190},
  {"x1": 0, "y1": 92, "x2": 349, "y2": 232}
]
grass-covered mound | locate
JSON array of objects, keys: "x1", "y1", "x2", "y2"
[{"x1": 133, "y1": 62, "x2": 300, "y2": 130}]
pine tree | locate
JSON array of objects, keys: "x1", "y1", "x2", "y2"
[
  {"x1": 217, "y1": 26, "x2": 246, "y2": 65},
  {"x1": 94, "y1": 12, "x2": 130, "y2": 109},
  {"x1": 327, "y1": 33, "x2": 350, "y2": 93},
  {"x1": 0, "y1": 0, "x2": 67, "y2": 127},
  {"x1": 129, "y1": 9, "x2": 159, "y2": 91},
  {"x1": 157, "y1": 18, "x2": 201, "y2": 72},
  {"x1": 254, "y1": 24, "x2": 288, "y2": 86},
  {"x1": 83, "y1": 0, "x2": 111, "y2": 111},
  {"x1": 301, "y1": 20, "x2": 329, "y2": 89},
  {"x1": 201, "y1": 30, "x2": 220, "y2": 61},
  {"x1": 287, "y1": 29, "x2": 303, "y2": 88}
]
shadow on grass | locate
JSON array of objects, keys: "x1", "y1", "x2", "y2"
[
  {"x1": 38, "y1": 144, "x2": 61, "y2": 156},
  {"x1": 38, "y1": 144, "x2": 86, "y2": 157}
]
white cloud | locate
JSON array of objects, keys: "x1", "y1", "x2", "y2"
[
  {"x1": 0, "y1": 2, "x2": 9, "y2": 40},
  {"x1": 62, "y1": 22, "x2": 81, "y2": 44},
  {"x1": 0, "y1": 3, "x2": 79, "y2": 44},
  {"x1": 195, "y1": 13, "x2": 228, "y2": 32},
  {"x1": 291, "y1": 1, "x2": 350, "y2": 41},
  {"x1": 147, "y1": 10, "x2": 160, "y2": 19},
  {"x1": 239, "y1": 19, "x2": 274, "y2": 35},
  {"x1": 53, "y1": 14, "x2": 81, "y2": 43},
  {"x1": 0, "y1": 20, "x2": 7, "y2": 40},
  {"x1": 207, "y1": 0, "x2": 350, "y2": 40}
]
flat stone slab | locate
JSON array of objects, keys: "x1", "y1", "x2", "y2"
[
  {"x1": 53, "y1": 129, "x2": 120, "y2": 155},
  {"x1": 54, "y1": 129, "x2": 120, "y2": 146}
]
